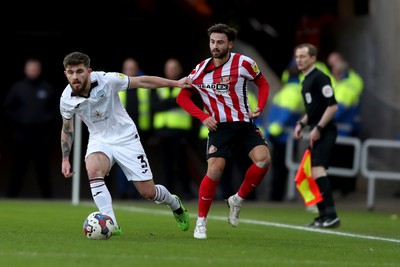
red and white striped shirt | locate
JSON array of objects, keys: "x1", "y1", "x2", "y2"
[{"x1": 179, "y1": 53, "x2": 269, "y2": 123}]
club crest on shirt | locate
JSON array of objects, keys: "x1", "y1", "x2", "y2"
[
  {"x1": 96, "y1": 90, "x2": 106, "y2": 98},
  {"x1": 208, "y1": 145, "x2": 217, "y2": 154},
  {"x1": 220, "y1": 75, "x2": 231, "y2": 83}
]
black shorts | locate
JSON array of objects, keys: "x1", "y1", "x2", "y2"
[
  {"x1": 312, "y1": 127, "x2": 337, "y2": 168},
  {"x1": 206, "y1": 122, "x2": 269, "y2": 160}
]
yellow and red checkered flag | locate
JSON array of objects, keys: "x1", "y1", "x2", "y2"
[{"x1": 294, "y1": 148, "x2": 323, "y2": 206}]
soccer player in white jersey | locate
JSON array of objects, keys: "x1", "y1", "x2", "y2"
[
  {"x1": 60, "y1": 52, "x2": 191, "y2": 235},
  {"x1": 176, "y1": 23, "x2": 271, "y2": 239}
]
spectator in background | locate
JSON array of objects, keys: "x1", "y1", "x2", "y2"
[
  {"x1": 330, "y1": 60, "x2": 361, "y2": 137},
  {"x1": 327, "y1": 52, "x2": 364, "y2": 95},
  {"x1": 327, "y1": 51, "x2": 364, "y2": 136},
  {"x1": 119, "y1": 58, "x2": 152, "y2": 141},
  {"x1": 4, "y1": 58, "x2": 58, "y2": 198},
  {"x1": 327, "y1": 52, "x2": 364, "y2": 195},
  {"x1": 265, "y1": 59, "x2": 304, "y2": 201},
  {"x1": 152, "y1": 58, "x2": 195, "y2": 200},
  {"x1": 114, "y1": 57, "x2": 149, "y2": 199}
]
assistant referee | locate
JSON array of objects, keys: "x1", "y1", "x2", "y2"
[{"x1": 294, "y1": 43, "x2": 340, "y2": 228}]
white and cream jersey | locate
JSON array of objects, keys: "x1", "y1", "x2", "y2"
[{"x1": 60, "y1": 71, "x2": 138, "y2": 144}]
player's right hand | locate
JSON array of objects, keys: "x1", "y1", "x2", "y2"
[
  {"x1": 203, "y1": 116, "x2": 218, "y2": 132},
  {"x1": 62, "y1": 160, "x2": 75, "y2": 178}
]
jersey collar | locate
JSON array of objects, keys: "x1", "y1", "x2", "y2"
[{"x1": 203, "y1": 53, "x2": 232, "y2": 73}]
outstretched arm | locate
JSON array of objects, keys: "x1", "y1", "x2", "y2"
[
  {"x1": 129, "y1": 76, "x2": 192, "y2": 89},
  {"x1": 61, "y1": 118, "x2": 75, "y2": 178}
]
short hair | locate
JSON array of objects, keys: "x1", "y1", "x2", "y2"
[
  {"x1": 207, "y1": 23, "x2": 237, "y2": 42},
  {"x1": 63, "y1": 52, "x2": 91, "y2": 69},
  {"x1": 295, "y1": 43, "x2": 318, "y2": 57}
]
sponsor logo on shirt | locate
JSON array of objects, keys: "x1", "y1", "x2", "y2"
[
  {"x1": 198, "y1": 83, "x2": 229, "y2": 95},
  {"x1": 305, "y1": 92, "x2": 312, "y2": 104},
  {"x1": 91, "y1": 109, "x2": 109, "y2": 123}
]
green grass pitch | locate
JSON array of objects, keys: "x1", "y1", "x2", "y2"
[{"x1": 1, "y1": 200, "x2": 399, "y2": 267}]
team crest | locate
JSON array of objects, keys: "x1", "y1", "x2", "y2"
[
  {"x1": 208, "y1": 145, "x2": 217, "y2": 154},
  {"x1": 220, "y1": 76, "x2": 231, "y2": 83},
  {"x1": 96, "y1": 90, "x2": 105, "y2": 98}
]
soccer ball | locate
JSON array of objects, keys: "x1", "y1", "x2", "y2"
[{"x1": 83, "y1": 211, "x2": 115, "y2": 240}]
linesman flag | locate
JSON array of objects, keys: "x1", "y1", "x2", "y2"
[{"x1": 294, "y1": 148, "x2": 323, "y2": 206}]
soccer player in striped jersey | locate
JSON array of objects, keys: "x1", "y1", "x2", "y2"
[{"x1": 176, "y1": 23, "x2": 271, "y2": 239}]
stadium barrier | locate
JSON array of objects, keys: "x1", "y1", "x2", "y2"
[{"x1": 360, "y1": 138, "x2": 400, "y2": 210}]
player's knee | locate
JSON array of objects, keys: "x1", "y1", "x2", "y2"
[
  {"x1": 255, "y1": 158, "x2": 270, "y2": 169},
  {"x1": 207, "y1": 168, "x2": 223, "y2": 180},
  {"x1": 87, "y1": 169, "x2": 106, "y2": 179}
]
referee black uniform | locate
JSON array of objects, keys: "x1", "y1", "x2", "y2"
[{"x1": 301, "y1": 67, "x2": 340, "y2": 228}]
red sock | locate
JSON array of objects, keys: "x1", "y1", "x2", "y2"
[
  {"x1": 238, "y1": 163, "x2": 268, "y2": 198},
  {"x1": 198, "y1": 175, "x2": 219, "y2": 218}
]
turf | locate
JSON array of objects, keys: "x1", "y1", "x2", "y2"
[{"x1": 1, "y1": 200, "x2": 399, "y2": 267}]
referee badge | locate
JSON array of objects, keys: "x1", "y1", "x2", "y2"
[
  {"x1": 322, "y1": 85, "x2": 334, "y2": 97},
  {"x1": 305, "y1": 92, "x2": 312, "y2": 104}
]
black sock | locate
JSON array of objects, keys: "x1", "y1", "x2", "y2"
[
  {"x1": 174, "y1": 207, "x2": 183, "y2": 215},
  {"x1": 316, "y1": 176, "x2": 338, "y2": 219}
]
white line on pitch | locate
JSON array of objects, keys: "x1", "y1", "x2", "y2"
[{"x1": 111, "y1": 204, "x2": 400, "y2": 244}]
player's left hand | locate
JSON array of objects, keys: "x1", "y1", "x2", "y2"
[{"x1": 308, "y1": 127, "x2": 321, "y2": 148}]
